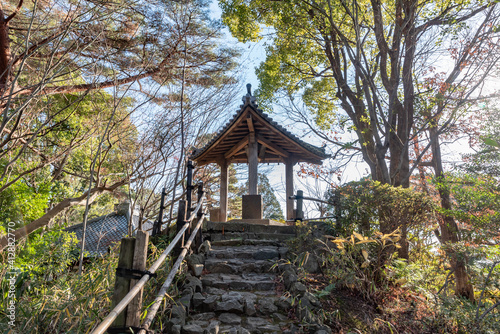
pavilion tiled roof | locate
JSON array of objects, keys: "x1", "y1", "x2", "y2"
[{"x1": 191, "y1": 86, "x2": 329, "y2": 165}]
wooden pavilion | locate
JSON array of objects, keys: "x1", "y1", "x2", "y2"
[{"x1": 191, "y1": 84, "x2": 329, "y2": 223}]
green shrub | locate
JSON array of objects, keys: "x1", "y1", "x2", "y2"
[
  {"x1": 326, "y1": 180, "x2": 435, "y2": 259},
  {"x1": 319, "y1": 230, "x2": 402, "y2": 300}
]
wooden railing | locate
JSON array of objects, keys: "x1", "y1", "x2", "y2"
[{"x1": 91, "y1": 178, "x2": 206, "y2": 334}]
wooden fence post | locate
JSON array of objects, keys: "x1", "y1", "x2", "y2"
[
  {"x1": 152, "y1": 188, "x2": 166, "y2": 236},
  {"x1": 186, "y1": 160, "x2": 194, "y2": 216},
  {"x1": 195, "y1": 182, "x2": 204, "y2": 250},
  {"x1": 126, "y1": 231, "x2": 149, "y2": 327},
  {"x1": 296, "y1": 190, "x2": 304, "y2": 223},
  {"x1": 111, "y1": 238, "x2": 135, "y2": 328},
  {"x1": 174, "y1": 200, "x2": 187, "y2": 257}
]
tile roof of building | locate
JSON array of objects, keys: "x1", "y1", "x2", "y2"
[{"x1": 66, "y1": 214, "x2": 129, "y2": 256}]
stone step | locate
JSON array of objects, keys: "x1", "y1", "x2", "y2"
[
  {"x1": 193, "y1": 290, "x2": 283, "y2": 314},
  {"x1": 182, "y1": 288, "x2": 296, "y2": 333},
  {"x1": 210, "y1": 239, "x2": 284, "y2": 247},
  {"x1": 208, "y1": 245, "x2": 281, "y2": 261},
  {"x1": 201, "y1": 273, "x2": 276, "y2": 291},
  {"x1": 204, "y1": 257, "x2": 275, "y2": 275},
  {"x1": 207, "y1": 232, "x2": 295, "y2": 243},
  {"x1": 203, "y1": 287, "x2": 278, "y2": 299},
  {"x1": 182, "y1": 313, "x2": 291, "y2": 334},
  {"x1": 183, "y1": 316, "x2": 290, "y2": 334}
]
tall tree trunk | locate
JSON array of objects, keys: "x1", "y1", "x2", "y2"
[
  {"x1": 0, "y1": 10, "x2": 12, "y2": 95},
  {"x1": 393, "y1": 2, "x2": 416, "y2": 259},
  {"x1": 0, "y1": 1, "x2": 22, "y2": 96},
  {"x1": 430, "y1": 125, "x2": 474, "y2": 301}
]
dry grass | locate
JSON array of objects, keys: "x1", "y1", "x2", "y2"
[{"x1": 0, "y1": 235, "x2": 178, "y2": 334}]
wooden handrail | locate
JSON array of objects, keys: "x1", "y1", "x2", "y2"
[
  {"x1": 90, "y1": 222, "x2": 189, "y2": 334},
  {"x1": 186, "y1": 192, "x2": 205, "y2": 222},
  {"x1": 91, "y1": 192, "x2": 206, "y2": 334},
  {"x1": 138, "y1": 212, "x2": 206, "y2": 333}
]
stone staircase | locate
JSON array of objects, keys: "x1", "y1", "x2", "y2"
[{"x1": 174, "y1": 221, "x2": 297, "y2": 334}]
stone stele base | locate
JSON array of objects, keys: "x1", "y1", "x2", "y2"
[
  {"x1": 209, "y1": 208, "x2": 220, "y2": 222},
  {"x1": 242, "y1": 194, "x2": 263, "y2": 220}
]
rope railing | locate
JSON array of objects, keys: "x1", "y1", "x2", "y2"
[{"x1": 91, "y1": 191, "x2": 206, "y2": 334}]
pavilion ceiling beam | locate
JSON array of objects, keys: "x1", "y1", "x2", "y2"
[
  {"x1": 257, "y1": 135, "x2": 289, "y2": 158},
  {"x1": 192, "y1": 106, "x2": 327, "y2": 166},
  {"x1": 228, "y1": 150, "x2": 247, "y2": 161},
  {"x1": 258, "y1": 144, "x2": 266, "y2": 161},
  {"x1": 232, "y1": 158, "x2": 284, "y2": 163},
  {"x1": 247, "y1": 114, "x2": 254, "y2": 133},
  {"x1": 224, "y1": 135, "x2": 249, "y2": 159}
]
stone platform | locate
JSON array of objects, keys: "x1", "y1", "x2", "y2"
[{"x1": 224, "y1": 219, "x2": 272, "y2": 226}]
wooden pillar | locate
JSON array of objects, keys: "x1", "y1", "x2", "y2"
[
  {"x1": 219, "y1": 159, "x2": 228, "y2": 222},
  {"x1": 285, "y1": 159, "x2": 295, "y2": 221},
  {"x1": 248, "y1": 133, "x2": 258, "y2": 195}
]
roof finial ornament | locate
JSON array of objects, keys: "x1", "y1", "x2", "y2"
[{"x1": 242, "y1": 83, "x2": 257, "y2": 106}]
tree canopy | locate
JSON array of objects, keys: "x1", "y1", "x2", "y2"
[
  {"x1": 220, "y1": 0, "x2": 499, "y2": 186},
  {"x1": 0, "y1": 0, "x2": 241, "y2": 248},
  {"x1": 219, "y1": 0, "x2": 500, "y2": 300}
]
